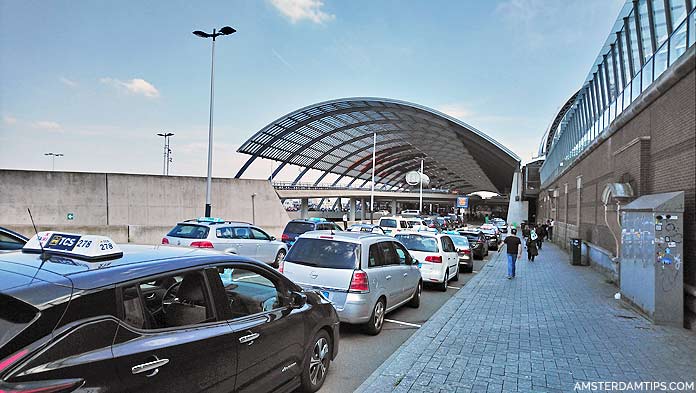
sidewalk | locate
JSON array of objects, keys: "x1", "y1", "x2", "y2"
[{"x1": 357, "y1": 240, "x2": 696, "y2": 393}]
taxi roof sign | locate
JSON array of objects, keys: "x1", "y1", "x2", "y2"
[
  {"x1": 22, "y1": 231, "x2": 123, "y2": 261},
  {"x1": 196, "y1": 217, "x2": 225, "y2": 223}
]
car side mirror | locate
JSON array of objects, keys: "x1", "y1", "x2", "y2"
[
  {"x1": 270, "y1": 236, "x2": 276, "y2": 241},
  {"x1": 290, "y1": 291, "x2": 307, "y2": 309}
]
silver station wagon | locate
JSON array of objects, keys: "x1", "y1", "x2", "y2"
[
  {"x1": 280, "y1": 231, "x2": 422, "y2": 335},
  {"x1": 163, "y1": 217, "x2": 288, "y2": 267}
]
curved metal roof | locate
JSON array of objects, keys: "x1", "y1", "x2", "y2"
[
  {"x1": 538, "y1": 90, "x2": 580, "y2": 157},
  {"x1": 236, "y1": 97, "x2": 521, "y2": 194}
]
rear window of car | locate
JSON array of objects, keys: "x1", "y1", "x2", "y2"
[
  {"x1": 285, "y1": 238, "x2": 360, "y2": 269},
  {"x1": 394, "y1": 234, "x2": 439, "y2": 253},
  {"x1": 167, "y1": 224, "x2": 209, "y2": 239},
  {"x1": 0, "y1": 294, "x2": 39, "y2": 350},
  {"x1": 451, "y1": 236, "x2": 469, "y2": 248},
  {"x1": 380, "y1": 219, "x2": 397, "y2": 228},
  {"x1": 284, "y1": 222, "x2": 314, "y2": 234}
]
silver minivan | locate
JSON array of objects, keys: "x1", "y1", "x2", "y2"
[{"x1": 280, "y1": 231, "x2": 422, "y2": 335}]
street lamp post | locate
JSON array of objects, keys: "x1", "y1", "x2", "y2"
[
  {"x1": 44, "y1": 152, "x2": 64, "y2": 171},
  {"x1": 193, "y1": 25, "x2": 236, "y2": 218},
  {"x1": 156, "y1": 132, "x2": 174, "y2": 175}
]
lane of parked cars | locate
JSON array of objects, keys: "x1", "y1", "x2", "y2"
[{"x1": 0, "y1": 213, "x2": 506, "y2": 392}]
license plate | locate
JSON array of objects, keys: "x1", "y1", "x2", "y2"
[{"x1": 321, "y1": 291, "x2": 330, "y2": 299}]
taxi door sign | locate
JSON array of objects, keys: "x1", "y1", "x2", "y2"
[{"x1": 456, "y1": 196, "x2": 469, "y2": 209}]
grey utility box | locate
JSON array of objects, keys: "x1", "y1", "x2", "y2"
[{"x1": 620, "y1": 191, "x2": 684, "y2": 326}]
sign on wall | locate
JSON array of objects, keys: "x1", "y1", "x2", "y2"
[{"x1": 456, "y1": 196, "x2": 469, "y2": 209}]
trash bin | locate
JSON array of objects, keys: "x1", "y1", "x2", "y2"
[{"x1": 570, "y1": 238, "x2": 582, "y2": 265}]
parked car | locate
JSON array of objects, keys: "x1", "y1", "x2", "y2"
[
  {"x1": 0, "y1": 226, "x2": 28, "y2": 252},
  {"x1": 0, "y1": 231, "x2": 339, "y2": 393},
  {"x1": 478, "y1": 224, "x2": 501, "y2": 250},
  {"x1": 394, "y1": 231, "x2": 459, "y2": 292},
  {"x1": 458, "y1": 229, "x2": 489, "y2": 260},
  {"x1": 377, "y1": 216, "x2": 412, "y2": 235},
  {"x1": 280, "y1": 231, "x2": 422, "y2": 335},
  {"x1": 404, "y1": 217, "x2": 435, "y2": 232},
  {"x1": 281, "y1": 218, "x2": 343, "y2": 247},
  {"x1": 400, "y1": 209, "x2": 420, "y2": 216},
  {"x1": 492, "y1": 218, "x2": 507, "y2": 233},
  {"x1": 347, "y1": 223, "x2": 386, "y2": 235},
  {"x1": 422, "y1": 218, "x2": 443, "y2": 231},
  {"x1": 163, "y1": 217, "x2": 288, "y2": 268},
  {"x1": 445, "y1": 232, "x2": 473, "y2": 273}
]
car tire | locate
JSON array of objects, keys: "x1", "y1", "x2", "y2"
[
  {"x1": 408, "y1": 281, "x2": 421, "y2": 308},
  {"x1": 300, "y1": 329, "x2": 332, "y2": 393},
  {"x1": 364, "y1": 298, "x2": 386, "y2": 335},
  {"x1": 273, "y1": 249, "x2": 286, "y2": 268},
  {"x1": 439, "y1": 268, "x2": 448, "y2": 292},
  {"x1": 465, "y1": 263, "x2": 474, "y2": 273}
]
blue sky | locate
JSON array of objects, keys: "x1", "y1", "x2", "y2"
[{"x1": 0, "y1": 0, "x2": 624, "y2": 182}]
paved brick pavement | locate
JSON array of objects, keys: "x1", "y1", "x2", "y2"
[{"x1": 356, "y1": 240, "x2": 696, "y2": 392}]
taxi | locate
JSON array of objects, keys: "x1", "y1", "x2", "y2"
[{"x1": 0, "y1": 231, "x2": 339, "y2": 393}]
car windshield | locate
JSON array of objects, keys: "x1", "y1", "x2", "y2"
[
  {"x1": 450, "y1": 236, "x2": 469, "y2": 248},
  {"x1": 285, "y1": 238, "x2": 360, "y2": 269},
  {"x1": 284, "y1": 222, "x2": 314, "y2": 234},
  {"x1": 167, "y1": 224, "x2": 209, "y2": 239},
  {"x1": 380, "y1": 219, "x2": 397, "y2": 228},
  {"x1": 395, "y1": 234, "x2": 439, "y2": 253}
]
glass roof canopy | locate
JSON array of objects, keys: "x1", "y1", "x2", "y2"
[{"x1": 235, "y1": 97, "x2": 521, "y2": 194}]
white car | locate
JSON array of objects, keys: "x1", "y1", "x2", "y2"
[
  {"x1": 377, "y1": 216, "x2": 411, "y2": 236},
  {"x1": 400, "y1": 210, "x2": 420, "y2": 216},
  {"x1": 394, "y1": 231, "x2": 459, "y2": 291},
  {"x1": 404, "y1": 218, "x2": 436, "y2": 233}
]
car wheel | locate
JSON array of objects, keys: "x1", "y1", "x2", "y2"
[
  {"x1": 465, "y1": 263, "x2": 474, "y2": 273},
  {"x1": 300, "y1": 330, "x2": 332, "y2": 393},
  {"x1": 439, "y1": 268, "x2": 448, "y2": 292},
  {"x1": 273, "y1": 249, "x2": 286, "y2": 268},
  {"x1": 408, "y1": 281, "x2": 421, "y2": 308},
  {"x1": 364, "y1": 298, "x2": 386, "y2": 335}
]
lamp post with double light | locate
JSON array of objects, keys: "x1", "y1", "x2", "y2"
[
  {"x1": 44, "y1": 152, "x2": 64, "y2": 171},
  {"x1": 192, "y1": 26, "x2": 236, "y2": 217}
]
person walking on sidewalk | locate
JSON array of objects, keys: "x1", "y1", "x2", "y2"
[
  {"x1": 503, "y1": 228, "x2": 522, "y2": 279},
  {"x1": 527, "y1": 228, "x2": 539, "y2": 261}
]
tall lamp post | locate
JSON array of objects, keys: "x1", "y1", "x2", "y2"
[
  {"x1": 251, "y1": 193, "x2": 257, "y2": 225},
  {"x1": 44, "y1": 152, "x2": 64, "y2": 171},
  {"x1": 193, "y1": 25, "x2": 236, "y2": 217},
  {"x1": 156, "y1": 132, "x2": 174, "y2": 175}
]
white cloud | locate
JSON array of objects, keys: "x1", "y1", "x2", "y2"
[
  {"x1": 59, "y1": 76, "x2": 78, "y2": 88},
  {"x1": 100, "y1": 77, "x2": 160, "y2": 98},
  {"x1": 2, "y1": 115, "x2": 17, "y2": 125},
  {"x1": 436, "y1": 103, "x2": 475, "y2": 120},
  {"x1": 33, "y1": 121, "x2": 62, "y2": 131},
  {"x1": 270, "y1": 0, "x2": 335, "y2": 24}
]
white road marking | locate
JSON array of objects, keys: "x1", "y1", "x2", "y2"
[
  {"x1": 447, "y1": 286, "x2": 460, "y2": 290},
  {"x1": 384, "y1": 319, "x2": 422, "y2": 328},
  {"x1": 473, "y1": 270, "x2": 479, "y2": 273}
]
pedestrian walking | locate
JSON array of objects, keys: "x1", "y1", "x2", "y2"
[
  {"x1": 547, "y1": 219, "x2": 554, "y2": 241},
  {"x1": 527, "y1": 228, "x2": 539, "y2": 261},
  {"x1": 503, "y1": 228, "x2": 523, "y2": 279},
  {"x1": 537, "y1": 224, "x2": 546, "y2": 250}
]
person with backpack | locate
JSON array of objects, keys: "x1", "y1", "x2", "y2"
[{"x1": 527, "y1": 227, "x2": 539, "y2": 261}]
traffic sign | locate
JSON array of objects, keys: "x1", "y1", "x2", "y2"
[{"x1": 67, "y1": 213, "x2": 75, "y2": 220}]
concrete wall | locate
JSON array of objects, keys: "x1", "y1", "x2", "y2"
[
  {"x1": 538, "y1": 48, "x2": 695, "y2": 328},
  {"x1": 0, "y1": 170, "x2": 290, "y2": 244}
]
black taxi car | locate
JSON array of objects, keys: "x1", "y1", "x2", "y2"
[{"x1": 0, "y1": 232, "x2": 339, "y2": 393}]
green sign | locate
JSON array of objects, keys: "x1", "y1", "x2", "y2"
[{"x1": 67, "y1": 213, "x2": 74, "y2": 220}]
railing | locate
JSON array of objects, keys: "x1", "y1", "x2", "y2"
[
  {"x1": 541, "y1": 4, "x2": 696, "y2": 185},
  {"x1": 271, "y1": 181, "x2": 454, "y2": 194}
]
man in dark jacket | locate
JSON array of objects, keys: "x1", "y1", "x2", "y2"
[{"x1": 503, "y1": 229, "x2": 523, "y2": 279}]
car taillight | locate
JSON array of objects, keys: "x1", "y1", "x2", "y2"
[
  {"x1": 424, "y1": 255, "x2": 442, "y2": 263},
  {"x1": 0, "y1": 349, "x2": 28, "y2": 373},
  {"x1": 161, "y1": 237, "x2": 169, "y2": 245},
  {"x1": 462, "y1": 249, "x2": 471, "y2": 255},
  {"x1": 0, "y1": 349, "x2": 83, "y2": 393},
  {"x1": 281, "y1": 233, "x2": 290, "y2": 242},
  {"x1": 190, "y1": 241, "x2": 214, "y2": 248},
  {"x1": 348, "y1": 270, "x2": 369, "y2": 293}
]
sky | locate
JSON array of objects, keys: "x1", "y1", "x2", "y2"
[{"x1": 0, "y1": 0, "x2": 625, "y2": 183}]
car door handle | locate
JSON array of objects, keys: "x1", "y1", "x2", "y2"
[
  {"x1": 403, "y1": 273, "x2": 408, "y2": 277},
  {"x1": 385, "y1": 275, "x2": 392, "y2": 280},
  {"x1": 239, "y1": 332, "x2": 260, "y2": 344},
  {"x1": 132, "y1": 357, "x2": 169, "y2": 377}
]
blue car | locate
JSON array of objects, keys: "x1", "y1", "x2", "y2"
[{"x1": 281, "y1": 218, "x2": 343, "y2": 247}]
